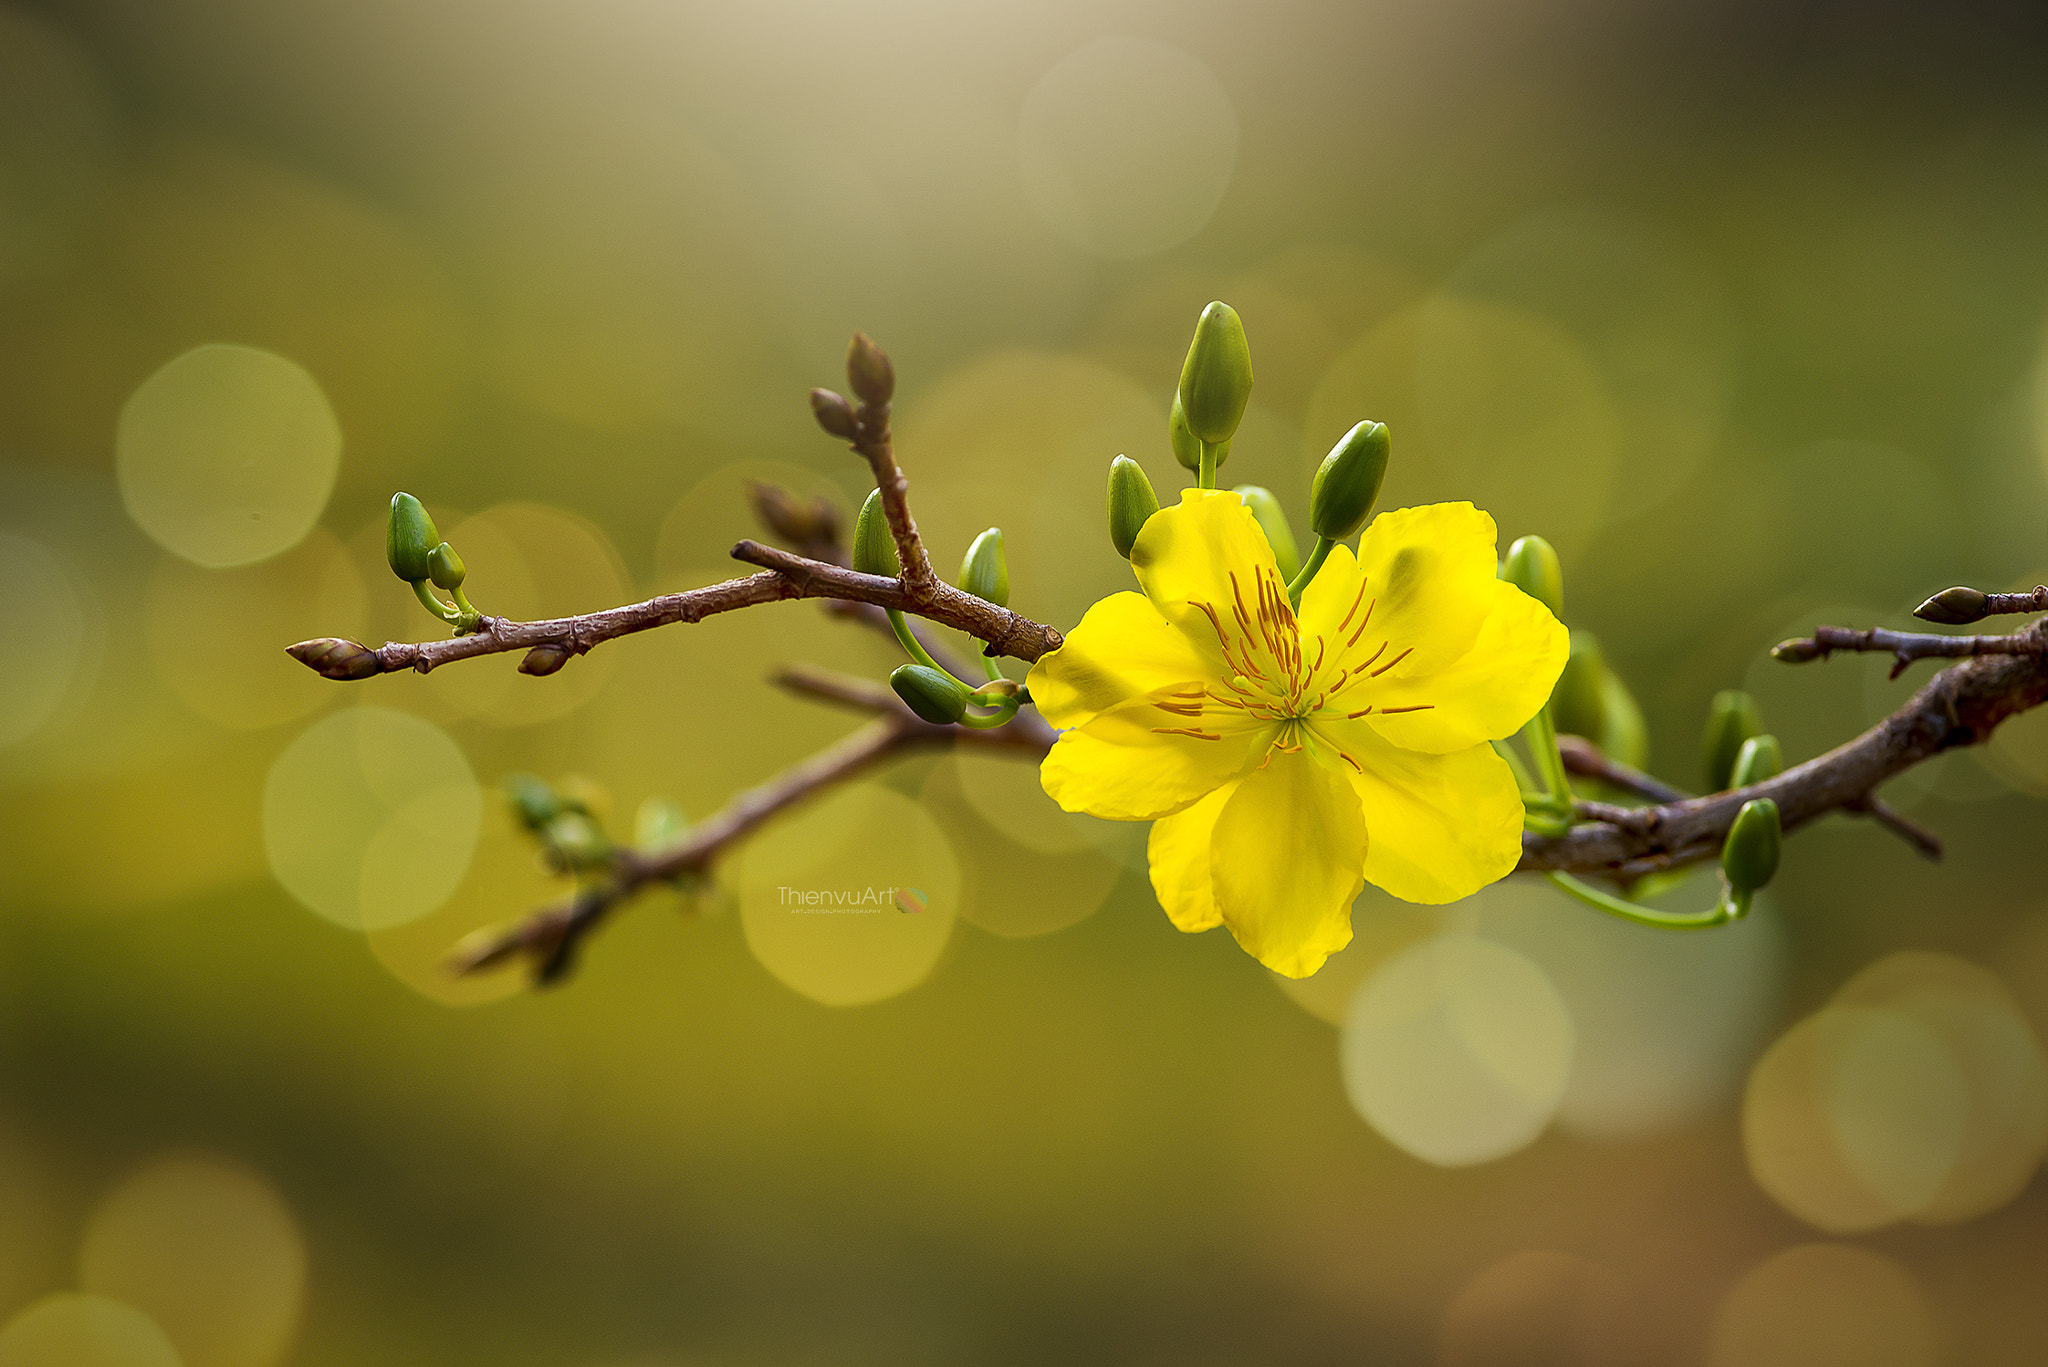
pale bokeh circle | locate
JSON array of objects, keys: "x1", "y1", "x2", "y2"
[
  {"x1": 1833, "y1": 952, "x2": 2048, "y2": 1224},
  {"x1": 1707, "y1": 1243, "x2": 1939, "y2": 1367},
  {"x1": 1019, "y1": 38, "x2": 1238, "y2": 259},
  {"x1": 0, "y1": 534, "x2": 88, "y2": 746},
  {"x1": 79, "y1": 1155, "x2": 304, "y2": 1367},
  {"x1": 116, "y1": 344, "x2": 342, "y2": 569},
  {"x1": 920, "y1": 755, "x2": 1118, "y2": 939},
  {"x1": 1271, "y1": 884, "x2": 1441, "y2": 1027},
  {"x1": 738, "y1": 783, "x2": 958, "y2": 1007},
  {"x1": 0, "y1": 1294, "x2": 182, "y2": 1367},
  {"x1": 262, "y1": 706, "x2": 482, "y2": 931},
  {"x1": 1469, "y1": 873, "x2": 1786, "y2": 1142},
  {"x1": 144, "y1": 528, "x2": 365, "y2": 731},
  {"x1": 1339, "y1": 934, "x2": 1574, "y2": 1167}
]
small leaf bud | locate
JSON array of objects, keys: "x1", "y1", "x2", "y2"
[
  {"x1": 1701, "y1": 689, "x2": 1764, "y2": 791},
  {"x1": 427, "y1": 541, "x2": 466, "y2": 591},
  {"x1": 285, "y1": 637, "x2": 382, "y2": 680},
  {"x1": 634, "y1": 795, "x2": 688, "y2": 853},
  {"x1": 544, "y1": 810, "x2": 610, "y2": 871},
  {"x1": 746, "y1": 480, "x2": 841, "y2": 548},
  {"x1": 1731, "y1": 733, "x2": 1783, "y2": 789},
  {"x1": 519, "y1": 644, "x2": 570, "y2": 676},
  {"x1": 1500, "y1": 535, "x2": 1563, "y2": 621},
  {"x1": 958, "y1": 528, "x2": 1009, "y2": 608},
  {"x1": 1175, "y1": 301, "x2": 1253, "y2": 445},
  {"x1": 386, "y1": 492, "x2": 439, "y2": 582},
  {"x1": 1722, "y1": 798, "x2": 1782, "y2": 894},
  {"x1": 502, "y1": 773, "x2": 561, "y2": 831},
  {"x1": 846, "y1": 332, "x2": 895, "y2": 408},
  {"x1": 1309, "y1": 421, "x2": 1391, "y2": 542},
  {"x1": 1549, "y1": 631, "x2": 1608, "y2": 741},
  {"x1": 851, "y1": 488, "x2": 898, "y2": 577},
  {"x1": 890, "y1": 663, "x2": 968, "y2": 725},
  {"x1": 1107, "y1": 455, "x2": 1161, "y2": 558},
  {"x1": 1233, "y1": 485, "x2": 1302, "y2": 582},
  {"x1": 1913, "y1": 586, "x2": 1989, "y2": 626},
  {"x1": 810, "y1": 388, "x2": 859, "y2": 440},
  {"x1": 1770, "y1": 638, "x2": 1824, "y2": 664}
]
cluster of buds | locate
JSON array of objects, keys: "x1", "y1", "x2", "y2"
[
  {"x1": 386, "y1": 493, "x2": 486, "y2": 636},
  {"x1": 502, "y1": 773, "x2": 694, "y2": 878}
]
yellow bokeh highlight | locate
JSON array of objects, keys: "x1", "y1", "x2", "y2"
[
  {"x1": 79, "y1": 1155, "x2": 305, "y2": 1367},
  {"x1": 144, "y1": 528, "x2": 365, "y2": 731},
  {"x1": 921, "y1": 755, "x2": 1118, "y2": 939},
  {"x1": 1708, "y1": 1244, "x2": 1939, "y2": 1367},
  {"x1": 737, "y1": 783, "x2": 958, "y2": 1007},
  {"x1": 116, "y1": 344, "x2": 341, "y2": 569},
  {"x1": 0, "y1": 533, "x2": 90, "y2": 747},
  {"x1": 261, "y1": 706, "x2": 481, "y2": 931},
  {"x1": 424, "y1": 504, "x2": 628, "y2": 727},
  {"x1": 1271, "y1": 885, "x2": 1440, "y2": 1027},
  {"x1": 0, "y1": 1294, "x2": 181, "y2": 1367},
  {"x1": 1339, "y1": 934, "x2": 1573, "y2": 1167},
  {"x1": 1018, "y1": 38, "x2": 1238, "y2": 260}
]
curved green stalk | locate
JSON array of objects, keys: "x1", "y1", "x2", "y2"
[
  {"x1": 412, "y1": 579, "x2": 461, "y2": 626},
  {"x1": 1546, "y1": 871, "x2": 1746, "y2": 930},
  {"x1": 1286, "y1": 535, "x2": 1336, "y2": 607},
  {"x1": 1197, "y1": 442, "x2": 1219, "y2": 490}
]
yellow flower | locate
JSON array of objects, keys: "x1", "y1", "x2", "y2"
[{"x1": 1028, "y1": 490, "x2": 1567, "y2": 978}]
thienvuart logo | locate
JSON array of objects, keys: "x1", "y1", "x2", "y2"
[{"x1": 777, "y1": 885, "x2": 927, "y2": 914}]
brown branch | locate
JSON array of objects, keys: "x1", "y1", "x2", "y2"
[
  {"x1": 1848, "y1": 796, "x2": 1944, "y2": 861},
  {"x1": 1521, "y1": 616, "x2": 2048, "y2": 882},
  {"x1": 1771, "y1": 623, "x2": 2046, "y2": 680},
  {"x1": 1557, "y1": 734, "x2": 1690, "y2": 804},
  {"x1": 842, "y1": 354, "x2": 943, "y2": 606}
]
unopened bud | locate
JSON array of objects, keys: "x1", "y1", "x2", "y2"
[
  {"x1": 1701, "y1": 689, "x2": 1764, "y2": 791},
  {"x1": 285, "y1": 637, "x2": 382, "y2": 680},
  {"x1": 810, "y1": 388, "x2": 858, "y2": 440},
  {"x1": 846, "y1": 332, "x2": 895, "y2": 408},
  {"x1": 544, "y1": 810, "x2": 609, "y2": 871},
  {"x1": 746, "y1": 480, "x2": 841, "y2": 548},
  {"x1": 1722, "y1": 798, "x2": 1782, "y2": 894},
  {"x1": 503, "y1": 773, "x2": 561, "y2": 830},
  {"x1": 1107, "y1": 455, "x2": 1160, "y2": 558},
  {"x1": 1770, "y1": 638, "x2": 1824, "y2": 664},
  {"x1": 520, "y1": 644, "x2": 570, "y2": 676},
  {"x1": 1309, "y1": 421, "x2": 1390, "y2": 541},
  {"x1": 1731, "y1": 733, "x2": 1782, "y2": 789},
  {"x1": 634, "y1": 795, "x2": 688, "y2": 853},
  {"x1": 1176, "y1": 301, "x2": 1253, "y2": 444},
  {"x1": 427, "y1": 541, "x2": 466, "y2": 591},
  {"x1": 891, "y1": 663, "x2": 968, "y2": 725},
  {"x1": 1549, "y1": 631, "x2": 1607, "y2": 741},
  {"x1": 1234, "y1": 485, "x2": 1301, "y2": 582},
  {"x1": 1913, "y1": 586, "x2": 1989, "y2": 626},
  {"x1": 958, "y1": 528, "x2": 1009, "y2": 608},
  {"x1": 1500, "y1": 535, "x2": 1563, "y2": 621},
  {"x1": 386, "y1": 492, "x2": 439, "y2": 582},
  {"x1": 1168, "y1": 396, "x2": 1224, "y2": 472},
  {"x1": 851, "y1": 488, "x2": 898, "y2": 577}
]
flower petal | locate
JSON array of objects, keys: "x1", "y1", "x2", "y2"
[
  {"x1": 1028, "y1": 591, "x2": 1214, "y2": 730},
  {"x1": 1041, "y1": 697, "x2": 1273, "y2": 821},
  {"x1": 1130, "y1": 489, "x2": 1279, "y2": 654},
  {"x1": 1342, "y1": 502, "x2": 1502, "y2": 678},
  {"x1": 1147, "y1": 781, "x2": 1236, "y2": 931},
  {"x1": 1311, "y1": 719, "x2": 1525, "y2": 904},
  {"x1": 1209, "y1": 745, "x2": 1367, "y2": 978},
  {"x1": 1361, "y1": 577, "x2": 1568, "y2": 753}
]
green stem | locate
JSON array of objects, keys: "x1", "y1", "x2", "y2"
[
  {"x1": 1546, "y1": 871, "x2": 1743, "y2": 930},
  {"x1": 1286, "y1": 536, "x2": 1336, "y2": 608},
  {"x1": 1197, "y1": 442, "x2": 1218, "y2": 490},
  {"x1": 889, "y1": 609, "x2": 950, "y2": 676},
  {"x1": 979, "y1": 653, "x2": 1006, "y2": 685},
  {"x1": 412, "y1": 579, "x2": 460, "y2": 626},
  {"x1": 957, "y1": 697, "x2": 1020, "y2": 729},
  {"x1": 1525, "y1": 706, "x2": 1573, "y2": 809}
]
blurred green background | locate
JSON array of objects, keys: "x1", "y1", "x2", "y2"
[{"x1": 7, "y1": 0, "x2": 2048, "y2": 1363}]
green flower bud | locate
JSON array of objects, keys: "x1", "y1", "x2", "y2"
[
  {"x1": 1701, "y1": 689, "x2": 1764, "y2": 791},
  {"x1": 846, "y1": 332, "x2": 895, "y2": 408},
  {"x1": 890, "y1": 663, "x2": 968, "y2": 725},
  {"x1": 1108, "y1": 455, "x2": 1161, "y2": 558},
  {"x1": 503, "y1": 773, "x2": 561, "y2": 831},
  {"x1": 1913, "y1": 586, "x2": 1989, "y2": 626},
  {"x1": 1731, "y1": 733, "x2": 1783, "y2": 789},
  {"x1": 1232, "y1": 485, "x2": 1302, "y2": 582},
  {"x1": 1722, "y1": 797, "x2": 1781, "y2": 894},
  {"x1": 1167, "y1": 396, "x2": 1228, "y2": 472},
  {"x1": 386, "y1": 492, "x2": 439, "y2": 582},
  {"x1": 634, "y1": 796, "x2": 688, "y2": 853},
  {"x1": 1500, "y1": 535, "x2": 1563, "y2": 620},
  {"x1": 1309, "y1": 421, "x2": 1391, "y2": 542},
  {"x1": 1176, "y1": 301, "x2": 1253, "y2": 444},
  {"x1": 427, "y1": 541, "x2": 466, "y2": 591},
  {"x1": 284, "y1": 637, "x2": 382, "y2": 680},
  {"x1": 545, "y1": 810, "x2": 610, "y2": 871},
  {"x1": 958, "y1": 528, "x2": 1009, "y2": 608},
  {"x1": 519, "y1": 644, "x2": 569, "y2": 676},
  {"x1": 810, "y1": 388, "x2": 858, "y2": 440},
  {"x1": 852, "y1": 488, "x2": 898, "y2": 577},
  {"x1": 1549, "y1": 631, "x2": 1607, "y2": 741}
]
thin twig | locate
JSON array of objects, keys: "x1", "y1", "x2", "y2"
[
  {"x1": 1557, "y1": 735, "x2": 1690, "y2": 803},
  {"x1": 1772, "y1": 624, "x2": 2046, "y2": 680},
  {"x1": 1848, "y1": 796, "x2": 1945, "y2": 861}
]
